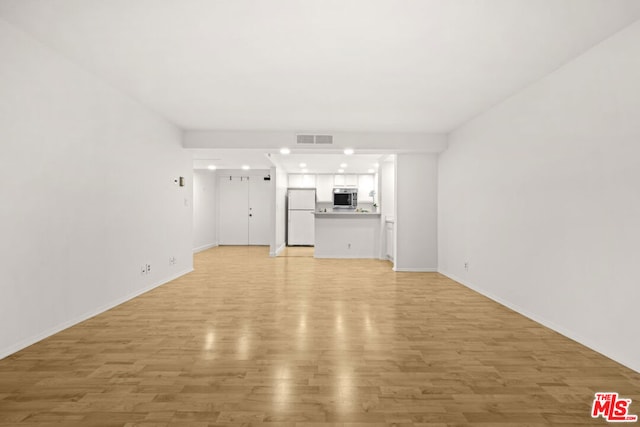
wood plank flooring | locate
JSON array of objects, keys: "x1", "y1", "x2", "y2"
[{"x1": 1, "y1": 246, "x2": 638, "y2": 426}]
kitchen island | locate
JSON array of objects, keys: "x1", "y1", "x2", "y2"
[{"x1": 313, "y1": 210, "x2": 381, "y2": 258}]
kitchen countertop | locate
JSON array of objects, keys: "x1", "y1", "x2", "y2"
[{"x1": 313, "y1": 210, "x2": 381, "y2": 217}]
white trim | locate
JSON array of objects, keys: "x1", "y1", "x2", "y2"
[
  {"x1": 270, "y1": 242, "x2": 286, "y2": 257},
  {"x1": 193, "y1": 242, "x2": 218, "y2": 253},
  {"x1": 393, "y1": 267, "x2": 438, "y2": 272},
  {"x1": 438, "y1": 269, "x2": 640, "y2": 374},
  {"x1": 0, "y1": 268, "x2": 193, "y2": 361}
]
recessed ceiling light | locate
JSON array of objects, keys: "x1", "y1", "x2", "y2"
[
  {"x1": 207, "y1": 165, "x2": 216, "y2": 170},
  {"x1": 280, "y1": 147, "x2": 291, "y2": 155},
  {"x1": 338, "y1": 169, "x2": 345, "y2": 173},
  {"x1": 241, "y1": 165, "x2": 250, "y2": 170},
  {"x1": 340, "y1": 163, "x2": 348, "y2": 168},
  {"x1": 368, "y1": 168, "x2": 375, "y2": 173},
  {"x1": 344, "y1": 148, "x2": 354, "y2": 155},
  {"x1": 299, "y1": 163, "x2": 307, "y2": 168}
]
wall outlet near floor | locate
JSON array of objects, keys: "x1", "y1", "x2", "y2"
[
  {"x1": 347, "y1": 243, "x2": 351, "y2": 249},
  {"x1": 169, "y1": 256, "x2": 177, "y2": 265},
  {"x1": 146, "y1": 264, "x2": 151, "y2": 274},
  {"x1": 141, "y1": 265, "x2": 147, "y2": 275},
  {"x1": 464, "y1": 261, "x2": 469, "y2": 271}
]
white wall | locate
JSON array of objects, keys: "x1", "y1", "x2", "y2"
[
  {"x1": 193, "y1": 170, "x2": 217, "y2": 252},
  {"x1": 0, "y1": 19, "x2": 193, "y2": 359},
  {"x1": 380, "y1": 159, "x2": 395, "y2": 219},
  {"x1": 378, "y1": 158, "x2": 395, "y2": 260},
  {"x1": 271, "y1": 167, "x2": 287, "y2": 256},
  {"x1": 439, "y1": 21, "x2": 640, "y2": 372},
  {"x1": 394, "y1": 153, "x2": 438, "y2": 271},
  {"x1": 185, "y1": 130, "x2": 448, "y2": 152}
]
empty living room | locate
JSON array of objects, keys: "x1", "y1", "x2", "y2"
[{"x1": 1, "y1": 1, "x2": 639, "y2": 426}]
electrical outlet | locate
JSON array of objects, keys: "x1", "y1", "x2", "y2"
[
  {"x1": 146, "y1": 264, "x2": 151, "y2": 274},
  {"x1": 464, "y1": 262, "x2": 469, "y2": 271},
  {"x1": 347, "y1": 243, "x2": 351, "y2": 249},
  {"x1": 169, "y1": 256, "x2": 176, "y2": 265}
]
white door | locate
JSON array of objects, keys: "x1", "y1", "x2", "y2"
[
  {"x1": 288, "y1": 210, "x2": 315, "y2": 245},
  {"x1": 289, "y1": 189, "x2": 316, "y2": 210},
  {"x1": 248, "y1": 177, "x2": 271, "y2": 245},
  {"x1": 219, "y1": 177, "x2": 249, "y2": 245}
]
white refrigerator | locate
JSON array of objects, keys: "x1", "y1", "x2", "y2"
[{"x1": 287, "y1": 189, "x2": 316, "y2": 246}]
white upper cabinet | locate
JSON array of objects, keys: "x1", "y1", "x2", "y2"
[
  {"x1": 334, "y1": 174, "x2": 357, "y2": 187},
  {"x1": 316, "y1": 174, "x2": 334, "y2": 202},
  {"x1": 358, "y1": 174, "x2": 375, "y2": 203},
  {"x1": 289, "y1": 174, "x2": 374, "y2": 204},
  {"x1": 288, "y1": 174, "x2": 316, "y2": 188}
]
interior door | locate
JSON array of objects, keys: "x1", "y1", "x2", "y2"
[
  {"x1": 218, "y1": 176, "x2": 249, "y2": 245},
  {"x1": 248, "y1": 177, "x2": 271, "y2": 245}
]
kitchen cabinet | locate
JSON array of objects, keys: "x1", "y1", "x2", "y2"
[
  {"x1": 288, "y1": 174, "x2": 316, "y2": 188},
  {"x1": 334, "y1": 174, "x2": 357, "y2": 187},
  {"x1": 314, "y1": 212, "x2": 381, "y2": 259},
  {"x1": 316, "y1": 174, "x2": 334, "y2": 202},
  {"x1": 357, "y1": 174, "x2": 375, "y2": 203}
]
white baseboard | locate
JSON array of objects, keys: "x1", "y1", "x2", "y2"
[
  {"x1": 438, "y1": 269, "x2": 640, "y2": 374},
  {"x1": 270, "y1": 242, "x2": 286, "y2": 257},
  {"x1": 0, "y1": 268, "x2": 193, "y2": 361},
  {"x1": 314, "y1": 254, "x2": 379, "y2": 259},
  {"x1": 393, "y1": 267, "x2": 438, "y2": 272},
  {"x1": 193, "y1": 242, "x2": 218, "y2": 253}
]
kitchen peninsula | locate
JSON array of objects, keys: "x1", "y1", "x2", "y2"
[{"x1": 313, "y1": 210, "x2": 381, "y2": 258}]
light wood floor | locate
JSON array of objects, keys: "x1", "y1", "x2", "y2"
[
  {"x1": 278, "y1": 247, "x2": 314, "y2": 258},
  {"x1": 1, "y1": 246, "x2": 638, "y2": 426}
]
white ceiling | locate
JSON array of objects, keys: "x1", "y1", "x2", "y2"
[
  {"x1": 2, "y1": 0, "x2": 640, "y2": 134},
  {"x1": 3, "y1": 1, "x2": 640, "y2": 172},
  {"x1": 272, "y1": 153, "x2": 384, "y2": 174},
  {"x1": 190, "y1": 148, "x2": 384, "y2": 173},
  {"x1": 191, "y1": 149, "x2": 274, "y2": 171}
]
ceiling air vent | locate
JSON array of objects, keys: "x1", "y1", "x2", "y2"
[
  {"x1": 296, "y1": 134, "x2": 334, "y2": 145},
  {"x1": 314, "y1": 135, "x2": 333, "y2": 145},
  {"x1": 296, "y1": 134, "x2": 315, "y2": 145}
]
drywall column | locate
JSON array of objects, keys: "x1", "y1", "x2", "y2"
[
  {"x1": 193, "y1": 169, "x2": 217, "y2": 252},
  {"x1": 394, "y1": 153, "x2": 438, "y2": 271},
  {"x1": 378, "y1": 157, "x2": 396, "y2": 260},
  {"x1": 270, "y1": 166, "x2": 287, "y2": 256}
]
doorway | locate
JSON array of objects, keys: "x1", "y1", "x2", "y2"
[{"x1": 218, "y1": 175, "x2": 271, "y2": 245}]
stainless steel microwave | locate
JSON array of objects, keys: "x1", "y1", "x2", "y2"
[{"x1": 333, "y1": 188, "x2": 357, "y2": 208}]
